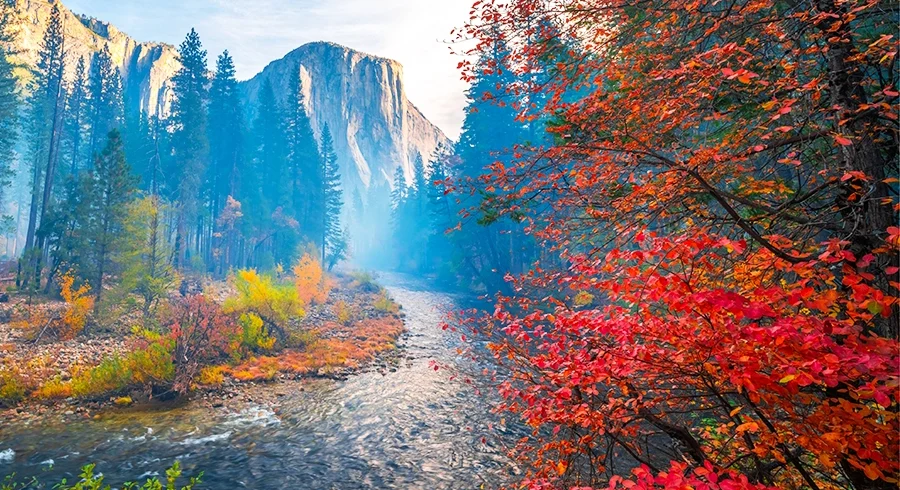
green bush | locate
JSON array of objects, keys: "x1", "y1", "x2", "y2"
[
  {"x1": 1, "y1": 461, "x2": 202, "y2": 490},
  {"x1": 349, "y1": 270, "x2": 381, "y2": 293}
]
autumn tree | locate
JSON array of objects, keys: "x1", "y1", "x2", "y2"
[
  {"x1": 116, "y1": 195, "x2": 176, "y2": 318},
  {"x1": 458, "y1": 0, "x2": 899, "y2": 489}
]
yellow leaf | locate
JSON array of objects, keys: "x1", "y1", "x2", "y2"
[
  {"x1": 779, "y1": 374, "x2": 796, "y2": 384},
  {"x1": 729, "y1": 406, "x2": 743, "y2": 417}
]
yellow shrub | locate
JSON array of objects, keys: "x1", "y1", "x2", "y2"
[
  {"x1": 32, "y1": 378, "x2": 72, "y2": 400},
  {"x1": 0, "y1": 370, "x2": 25, "y2": 405},
  {"x1": 226, "y1": 269, "x2": 305, "y2": 324},
  {"x1": 114, "y1": 396, "x2": 133, "y2": 406},
  {"x1": 334, "y1": 300, "x2": 353, "y2": 325},
  {"x1": 239, "y1": 313, "x2": 276, "y2": 353},
  {"x1": 198, "y1": 366, "x2": 226, "y2": 385},
  {"x1": 373, "y1": 292, "x2": 399, "y2": 315},
  {"x1": 293, "y1": 253, "x2": 330, "y2": 305}
]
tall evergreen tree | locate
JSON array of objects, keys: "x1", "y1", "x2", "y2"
[
  {"x1": 87, "y1": 45, "x2": 122, "y2": 161},
  {"x1": 285, "y1": 66, "x2": 321, "y2": 240},
  {"x1": 207, "y1": 50, "x2": 242, "y2": 220},
  {"x1": 411, "y1": 151, "x2": 427, "y2": 203},
  {"x1": 319, "y1": 124, "x2": 342, "y2": 266},
  {"x1": 0, "y1": 0, "x2": 20, "y2": 216},
  {"x1": 21, "y1": 3, "x2": 66, "y2": 288},
  {"x1": 253, "y1": 79, "x2": 287, "y2": 208},
  {"x1": 79, "y1": 129, "x2": 136, "y2": 305},
  {"x1": 389, "y1": 164, "x2": 407, "y2": 265},
  {"x1": 169, "y1": 28, "x2": 209, "y2": 269},
  {"x1": 64, "y1": 56, "x2": 88, "y2": 176},
  {"x1": 207, "y1": 50, "x2": 243, "y2": 270}
]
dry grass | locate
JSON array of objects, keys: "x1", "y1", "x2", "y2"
[{"x1": 226, "y1": 316, "x2": 404, "y2": 381}]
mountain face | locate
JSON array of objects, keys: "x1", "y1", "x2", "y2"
[
  {"x1": 240, "y1": 42, "x2": 449, "y2": 193},
  {"x1": 13, "y1": 0, "x2": 449, "y2": 195},
  {"x1": 16, "y1": 0, "x2": 178, "y2": 116}
]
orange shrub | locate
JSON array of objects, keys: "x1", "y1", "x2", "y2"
[
  {"x1": 293, "y1": 253, "x2": 330, "y2": 305},
  {"x1": 58, "y1": 272, "x2": 94, "y2": 339}
]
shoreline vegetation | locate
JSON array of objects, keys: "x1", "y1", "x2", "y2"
[{"x1": 0, "y1": 256, "x2": 404, "y2": 422}]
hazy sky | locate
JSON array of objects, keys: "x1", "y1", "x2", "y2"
[{"x1": 63, "y1": 0, "x2": 474, "y2": 139}]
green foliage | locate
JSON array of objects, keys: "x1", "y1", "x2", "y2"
[
  {"x1": 237, "y1": 312, "x2": 275, "y2": 357},
  {"x1": 373, "y1": 291, "x2": 399, "y2": 315},
  {"x1": 70, "y1": 355, "x2": 132, "y2": 397},
  {"x1": 169, "y1": 28, "x2": 209, "y2": 269},
  {"x1": 78, "y1": 129, "x2": 138, "y2": 306},
  {"x1": 286, "y1": 68, "x2": 322, "y2": 245},
  {"x1": 1, "y1": 461, "x2": 202, "y2": 490},
  {"x1": 70, "y1": 333, "x2": 175, "y2": 397},
  {"x1": 320, "y1": 124, "x2": 343, "y2": 266},
  {"x1": 87, "y1": 45, "x2": 124, "y2": 158},
  {"x1": 114, "y1": 196, "x2": 177, "y2": 319},
  {"x1": 349, "y1": 270, "x2": 380, "y2": 293},
  {"x1": 0, "y1": 0, "x2": 19, "y2": 212},
  {"x1": 207, "y1": 50, "x2": 243, "y2": 269}
]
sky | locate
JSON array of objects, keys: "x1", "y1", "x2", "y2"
[{"x1": 62, "y1": 0, "x2": 475, "y2": 139}]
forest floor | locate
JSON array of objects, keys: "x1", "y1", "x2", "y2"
[{"x1": 0, "y1": 273, "x2": 405, "y2": 423}]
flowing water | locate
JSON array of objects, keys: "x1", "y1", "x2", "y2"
[{"x1": 0, "y1": 274, "x2": 518, "y2": 488}]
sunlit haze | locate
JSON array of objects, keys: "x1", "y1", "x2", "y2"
[{"x1": 62, "y1": 0, "x2": 473, "y2": 139}]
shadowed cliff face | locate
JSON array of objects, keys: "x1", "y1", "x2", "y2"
[
  {"x1": 240, "y1": 42, "x2": 450, "y2": 194},
  {"x1": 13, "y1": 0, "x2": 449, "y2": 196},
  {"x1": 16, "y1": 0, "x2": 179, "y2": 116}
]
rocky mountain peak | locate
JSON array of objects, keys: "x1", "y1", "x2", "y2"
[{"x1": 12, "y1": 0, "x2": 450, "y2": 195}]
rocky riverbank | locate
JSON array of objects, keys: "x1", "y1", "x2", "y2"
[{"x1": 0, "y1": 272, "x2": 406, "y2": 422}]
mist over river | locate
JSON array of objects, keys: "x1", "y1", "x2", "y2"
[{"x1": 0, "y1": 274, "x2": 520, "y2": 489}]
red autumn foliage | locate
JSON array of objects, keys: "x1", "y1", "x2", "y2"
[
  {"x1": 161, "y1": 295, "x2": 239, "y2": 392},
  {"x1": 457, "y1": 0, "x2": 899, "y2": 488}
]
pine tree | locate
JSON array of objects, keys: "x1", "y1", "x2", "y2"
[
  {"x1": 425, "y1": 145, "x2": 457, "y2": 278},
  {"x1": 0, "y1": 0, "x2": 20, "y2": 215},
  {"x1": 207, "y1": 50, "x2": 243, "y2": 270},
  {"x1": 389, "y1": 164, "x2": 407, "y2": 266},
  {"x1": 285, "y1": 66, "x2": 321, "y2": 240},
  {"x1": 254, "y1": 79, "x2": 287, "y2": 207},
  {"x1": 207, "y1": 50, "x2": 242, "y2": 207},
  {"x1": 64, "y1": 56, "x2": 88, "y2": 176},
  {"x1": 79, "y1": 129, "x2": 136, "y2": 305},
  {"x1": 411, "y1": 151, "x2": 427, "y2": 203},
  {"x1": 319, "y1": 124, "x2": 342, "y2": 267},
  {"x1": 87, "y1": 45, "x2": 123, "y2": 161},
  {"x1": 169, "y1": 28, "x2": 209, "y2": 269},
  {"x1": 21, "y1": 3, "x2": 66, "y2": 288}
]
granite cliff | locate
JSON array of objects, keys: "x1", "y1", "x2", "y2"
[
  {"x1": 15, "y1": 0, "x2": 178, "y2": 116},
  {"x1": 240, "y1": 42, "x2": 449, "y2": 192},
  {"x1": 12, "y1": 0, "x2": 449, "y2": 194}
]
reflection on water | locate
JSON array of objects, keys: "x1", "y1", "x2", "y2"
[{"x1": 0, "y1": 274, "x2": 517, "y2": 489}]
